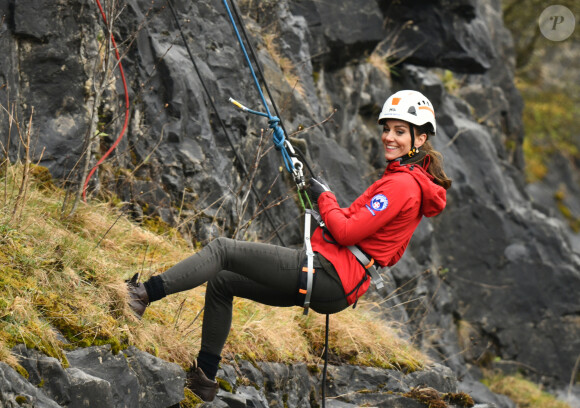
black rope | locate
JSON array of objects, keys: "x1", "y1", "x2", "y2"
[
  {"x1": 166, "y1": 0, "x2": 286, "y2": 246},
  {"x1": 322, "y1": 313, "x2": 329, "y2": 407}
]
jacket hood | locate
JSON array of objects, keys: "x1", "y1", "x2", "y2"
[{"x1": 386, "y1": 161, "x2": 447, "y2": 217}]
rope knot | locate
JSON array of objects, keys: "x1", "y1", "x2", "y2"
[
  {"x1": 269, "y1": 117, "x2": 286, "y2": 151},
  {"x1": 268, "y1": 116, "x2": 280, "y2": 128}
]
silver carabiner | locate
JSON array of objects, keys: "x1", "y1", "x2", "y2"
[{"x1": 292, "y1": 158, "x2": 306, "y2": 189}]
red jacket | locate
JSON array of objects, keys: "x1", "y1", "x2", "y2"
[{"x1": 311, "y1": 160, "x2": 447, "y2": 304}]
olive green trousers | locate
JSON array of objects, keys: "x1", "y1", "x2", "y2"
[{"x1": 159, "y1": 237, "x2": 349, "y2": 357}]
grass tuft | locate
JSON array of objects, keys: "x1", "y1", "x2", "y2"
[{"x1": 484, "y1": 373, "x2": 571, "y2": 408}]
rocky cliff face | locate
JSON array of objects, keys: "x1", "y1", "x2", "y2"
[
  {"x1": 1, "y1": 0, "x2": 579, "y2": 406},
  {"x1": 4, "y1": 343, "x2": 510, "y2": 408}
]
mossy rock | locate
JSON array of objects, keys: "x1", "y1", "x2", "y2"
[
  {"x1": 29, "y1": 165, "x2": 55, "y2": 191},
  {"x1": 180, "y1": 388, "x2": 203, "y2": 407}
]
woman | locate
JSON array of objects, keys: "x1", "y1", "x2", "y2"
[{"x1": 127, "y1": 90, "x2": 451, "y2": 402}]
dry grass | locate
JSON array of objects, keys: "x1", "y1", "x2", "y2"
[
  {"x1": 262, "y1": 32, "x2": 305, "y2": 98},
  {"x1": 0, "y1": 161, "x2": 427, "y2": 375},
  {"x1": 484, "y1": 373, "x2": 572, "y2": 408}
]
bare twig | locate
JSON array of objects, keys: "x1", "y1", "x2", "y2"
[
  {"x1": 288, "y1": 108, "x2": 338, "y2": 138},
  {"x1": 10, "y1": 107, "x2": 34, "y2": 224},
  {"x1": 94, "y1": 207, "x2": 127, "y2": 248},
  {"x1": 446, "y1": 128, "x2": 469, "y2": 148}
]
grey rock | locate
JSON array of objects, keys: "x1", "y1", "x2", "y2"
[
  {"x1": 13, "y1": 345, "x2": 71, "y2": 406},
  {"x1": 237, "y1": 360, "x2": 264, "y2": 388},
  {"x1": 458, "y1": 380, "x2": 516, "y2": 408},
  {"x1": 324, "y1": 400, "x2": 358, "y2": 408},
  {"x1": 290, "y1": 0, "x2": 385, "y2": 70},
  {"x1": 122, "y1": 346, "x2": 185, "y2": 408},
  {"x1": 233, "y1": 385, "x2": 270, "y2": 408},
  {"x1": 65, "y1": 368, "x2": 115, "y2": 408},
  {"x1": 200, "y1": 393, "x2": 230, "y2": 408},
  {"x1": 8, "y1": 344, "x2": 187, "y2": 408},
  {"x1": 377, "y1": 0, "x2": 495, "y2": 73},
  {"x1": 66, "y1": 345, "x2": 140, "y2": 408},
  {"x1": 258, "y1": 362, "x2": 314, "y2": 408},
  {"x1": 406, "y1": 363, "x2": 457, "y2": 393},
  {"x1": 0, "y1": 362, "x2": 62, "y2": 408}
]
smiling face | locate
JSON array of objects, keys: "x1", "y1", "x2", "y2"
[{"x1": 381, "y1": 119, "x2": 427, "y2": 161}]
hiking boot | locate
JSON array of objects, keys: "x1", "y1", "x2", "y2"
[
  {"x1": 185, "y1": 363, "x2": 219, "y2": 402},
  {"x1": 126, "y1": 273, "x2": 149, "y2": 319}
]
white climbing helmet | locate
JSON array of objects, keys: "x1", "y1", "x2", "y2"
[{"x1": 378, "y1": 90, "x2": 436, "y2": 135}]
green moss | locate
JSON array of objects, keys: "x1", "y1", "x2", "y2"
[
  {"x1": 554, "y1": 188, "x2": 580, "y2": 233},
  {"x1": 180, "y1": 388, "x2": 203, "y2": 407},
  {"x1": 309, "y1": 390, "x2": 320, "y2": 408},
  {"x1": 216, "y1": 376, "x2": 232, "y2": 393},
  {"x1": 14, "y1": 364, "x2": 29, "y2": 380},
  {"x1": 29, "y1": 165, "x2": 54, "y2": 191},
  {"x1": 312, "y1": 71, "x2": 320, "y2": 83},
  {"x1": 33, "y1": 292, "x2": 126, "y2": 358},
  {"x1": 142, "y1": 215, "x2": 175, "y2": 236},
  {"x1": 15, "y1": 395, "x2": 28, "y2": 405},
  {"x1": 307, "y1": 364, "x2": 320, "y2": 374},
  {"x1": 0, "y1": 270, "x2": 37, "y2": 292},
  {"x1": 485, "y1": 373, "x2": 572, "y2": 408},
  {"x1": 441, "y1": 69, "x2": 460, "y2": 94},
  {"x1": 93, "y1": 336, "x2": 123, "y2": 355}
]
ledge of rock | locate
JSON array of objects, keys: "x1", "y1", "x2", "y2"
[{"x1": 3, "y1": 344, "x2": 514, "y2": 407}]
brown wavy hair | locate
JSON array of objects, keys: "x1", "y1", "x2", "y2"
[{"x1": 408, "y1": 124, "x2": 452, "y2": 190}]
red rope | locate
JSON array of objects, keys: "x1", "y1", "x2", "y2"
[{"x1": 83, "y1": 0, "x2": 130, "y2": 201}]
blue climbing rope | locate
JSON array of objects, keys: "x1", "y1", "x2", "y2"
[{"x1": 222, "y1": 0, "x2": 297, "y2": 177}]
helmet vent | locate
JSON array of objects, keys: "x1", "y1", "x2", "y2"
[{"x1": 407, "y1": 106, "x2": 417, "y2": 116}]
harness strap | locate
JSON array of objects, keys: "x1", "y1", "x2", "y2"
[
  {"x1": 308, "y1": 209, "x2": 325, "y2": 228},
  {"x1": 347, "y1": 245, "x2": 384, "y2": 289},
  {"x1": 302, "y1": 209, "x2": 316, "y2": 315}
]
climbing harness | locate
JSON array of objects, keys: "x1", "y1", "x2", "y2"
[{"x1": 301, "y1": 209, "x2": 316, "y2": 313}]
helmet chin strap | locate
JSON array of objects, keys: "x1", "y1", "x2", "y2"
[{"x1": 403, "y1": 125, "x2": 419, "y2": 160}]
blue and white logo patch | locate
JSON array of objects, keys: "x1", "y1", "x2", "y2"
[{"x1": 366, "y1": 194, "x2": 388, "y2": 216}]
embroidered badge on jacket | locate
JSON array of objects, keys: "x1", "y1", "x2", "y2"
[{"x1": 365, "y1": 194, "x2": 388, "y2": 216}]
